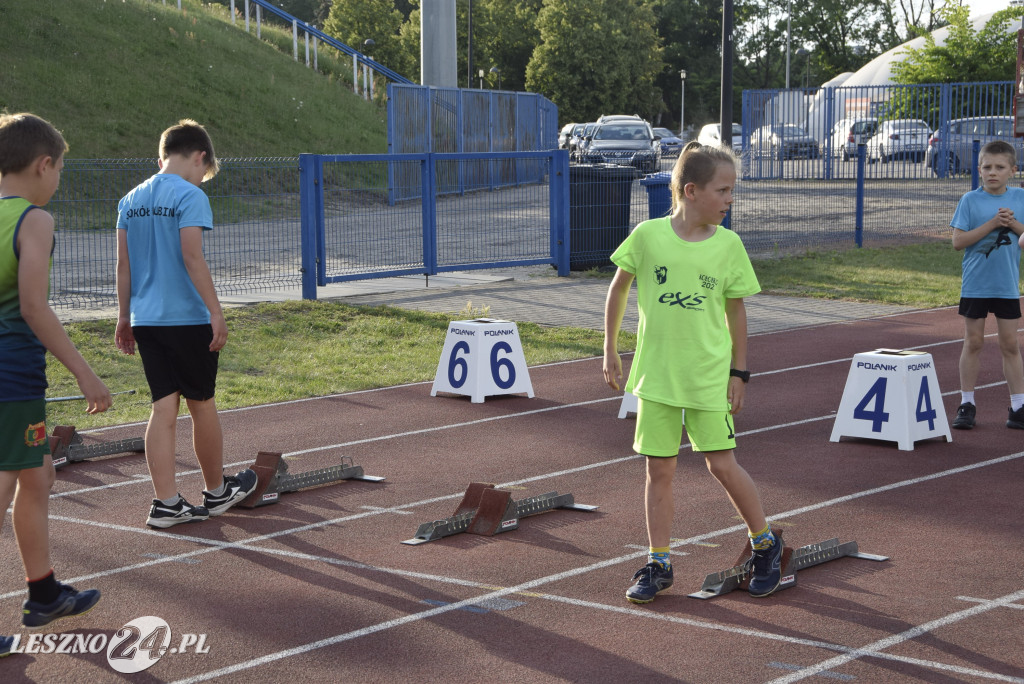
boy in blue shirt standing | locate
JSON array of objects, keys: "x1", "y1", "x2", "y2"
[
  {"x1": 950, "y1": 140, "x2": 1024, "y2": 430},
  {"x1": 115, "y1": 119, "x2": 256, "y2": 528},
  {"x1": 0, "y1": 113, "x2": 112, "y2": 651}
]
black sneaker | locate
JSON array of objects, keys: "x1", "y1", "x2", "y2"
[
  {"x1": 748, "y1": 531, "x2": 784, "y2": 598},
  {"x1": 0, "y1": 635, "x2": 14, "y2": 657},
  {"x1": 147, "y1": 495, "x2": 209, "y2": 528},
  {"x1": 625, "y1": 562, "x2": 674, "y2": 604},
  {"x1": 1007, "y1": 406, "x2": 1024, "y2": 429},
  {"x1": 22, "y1": 583, "x2": 100, "y2": 628},
  {"x1": 952, "y1": 402, "x2": 976, "y2": 430},
  {"x1": 203, "y1": 469, "x2": 259, "y2": 516}
]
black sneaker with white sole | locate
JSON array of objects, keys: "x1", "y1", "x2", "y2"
[
  {"x1": 147, "y1": 495, "x2": 209, "y2": 529},
  {"x1": 203, "y1": 469, "x2": 259, "y2": 516}
]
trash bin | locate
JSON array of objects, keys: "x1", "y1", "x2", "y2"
[
  {"x1": 569, "y1": 164, "x2": 638, "y2": 270},
  {"x1": 640, "y1": 171, "x2": 672, "y2": 220}
]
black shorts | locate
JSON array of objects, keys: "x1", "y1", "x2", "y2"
[
  {"x1": 958, "y1": 297, "x2": 1022, "y2": 320},
  {"x1": 134, "y1": 325, "x2": 219, "y2": 402}
]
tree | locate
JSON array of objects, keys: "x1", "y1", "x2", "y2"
[
  {"x1": 891, "y1": 5, "x2": 1024, "y2": 84},
  {"x1": 525, "y1": 0, "x2": 664, "y2": 123},
  {"x1": 323, "y1": 0, "x2": 411, "y2": 76},
  {"x1": 476, "y1": 0, "x2": 543, "y2": 92}
]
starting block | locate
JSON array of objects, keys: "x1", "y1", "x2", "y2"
[
  {"x1": 830, "y1": 349, "x2": 952, "y2": 451},
  {"x1": 48, "y1": 425, "x2": 145, "y2": 470},
  {"x1": 237, "y1": 451, "x2": 385, "y2": 508},
  {"x1": 401, "y1": 482, "x2": 598, "y2": 545},
  {"x1": 430, "y1": 318, "x2": 534, "y2": 403},
  {"x1": 688, "y1": 529, "x2": 889, "y2": 599}
]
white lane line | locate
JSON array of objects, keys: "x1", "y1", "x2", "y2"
[
  {"x1": 956, "y1": 596, "x2": 1024, "y2": 610},
  {"x1": 150, "y1": 452, "x2": 1022, "y2": 683},
  {"x1": 765, "y1": 588, "x2": 1024, "y2": 684}
]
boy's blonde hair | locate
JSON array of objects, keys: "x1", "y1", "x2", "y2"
[
  {"x1": 0, "y1": 112, "x2": 68, "y2": 175},
  {"x1": 980, "y1": 139, "x2": 1016, "y2": 167},
  {"x1": 670, "y1": 140, "x2": 738, "y2": 213},
  {"x1": 159, "y1": 118, "x2": 220, "y2": 181}
]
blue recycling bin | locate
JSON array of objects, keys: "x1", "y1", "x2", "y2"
[{"x1": 640, "y1": 171, "x2": 672, "y2": 219}]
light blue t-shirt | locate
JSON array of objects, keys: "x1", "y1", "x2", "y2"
[
  {"x1": 951, "y1": 186, "x2": 1024, "y2": 299},
  {"x1": 116, "y1": 173, "x2": 213, "y2": 326}
]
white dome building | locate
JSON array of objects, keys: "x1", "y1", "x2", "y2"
[{"x1": 799, "y1": 11, "x2": 1014, "y2": 141}]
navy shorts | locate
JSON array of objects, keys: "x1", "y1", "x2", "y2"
[
  {"x1": 958, "y1": 297, "x2": 1021, "y2": 320},
  {"x1": 134, "y1": 325, "x2": 218, "y2": 402}
]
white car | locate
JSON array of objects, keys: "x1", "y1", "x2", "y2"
[
  {"x1": 826, "y1": 117, "x2": 878, "y2": 160},
  {"x1": 865, "y1": 119, "x2": 931, "y2": 163},
  {"x1": 697, "y1": 122, "x2": 743, "y2": 153}
]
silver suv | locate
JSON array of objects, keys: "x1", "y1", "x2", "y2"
[{"x1": 925, "y1": 116, "x2": 1024, "y2": 176}]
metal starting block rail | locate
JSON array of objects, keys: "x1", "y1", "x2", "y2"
[
  {"x1": 48, "y1": 425, "x2": 145, "y2": 470},
  {"x1": 237, "y1": 451, "x2": 385, "y2": 508},
  {"x1": 402, "y1": 482, "x2": 598, "y2": 545},
  {"x1": 688, "y1": 533, "x2": 888, "y2": 599}
]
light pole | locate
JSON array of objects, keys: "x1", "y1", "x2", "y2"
[
  {"x1": 796, "y1": 47, "x2": 810, "y2": 89},
  {"x1": 362, "y1": 38, "x2": 375, "y2": 101},
  {"x1": 490, "y1": 66, "x2": 501, "y2": 90},
  {"x1": 679, "y1": 69, "x2": 687, "y2": 137},
  {"x1": 785, "y1": 0, "x2": 792, "y2": 89}
]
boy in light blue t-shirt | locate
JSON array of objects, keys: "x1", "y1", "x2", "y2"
[
  {"x1": 950, "y1": 139, "x2": 1024, "y2": 430},
  {"x1": 115, "y1": 119, "x2": 256, "y2": 529}
]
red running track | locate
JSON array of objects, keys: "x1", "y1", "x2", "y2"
[{"x1": 1, "y1": 306, "x2": 1022, "y2": 683}]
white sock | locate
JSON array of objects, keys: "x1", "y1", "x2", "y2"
[
  {"x1": 961, "y1": 391, "x2": 975, "y2": 406},
  {"x1": 160, "y1": 494, "x2": 181, "y2": 506},
  {"x1": 206, "y1": 481, "x2": 226, "y2": 497},
  {"x1": 1011, "y1": 394, "x2": 1024, "y2": 411}
]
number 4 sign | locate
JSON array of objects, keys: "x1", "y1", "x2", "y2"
[
  {"x1": 431, "y1": 318, "x2": 535, "y2": 403},
  {"x1": 830, "y1": 349, "x2": 952, "y2": 451}
]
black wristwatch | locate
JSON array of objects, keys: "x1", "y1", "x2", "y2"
[{"x1": 730, "y1": 368, "x2": 750, "y2": 383}]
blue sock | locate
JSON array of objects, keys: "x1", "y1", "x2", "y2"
[{"x1": 649, "y1": 547, "x2": 671, "y2": 569}]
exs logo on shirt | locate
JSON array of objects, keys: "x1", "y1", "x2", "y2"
[{"x1": 653, "y1": 265, "x2": 708, "y2": 311}]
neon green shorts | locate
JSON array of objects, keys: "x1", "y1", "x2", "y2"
[
  {"x1": 0, "y1": 398, "x2": 48, "y2": 471},
  {"x1": 634, "y1": 397, "x2": 736, "y2": 456}
]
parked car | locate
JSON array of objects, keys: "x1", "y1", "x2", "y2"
[
  {"x1": 580, "y1": 120, "x2": 661, "y2": 173},
  {"x1": 597, "y1": 114, "x2": 645, "y2": 124},
  {"x1": 558, "y1": 123, "x2": 577, "y2": 149},
  {"x1": 865, "y1": 119, "x2": 931, "y2": 163},
  {"x1": 652, "y1": 127, "x2": 684, "y2": 156},
  {"x1": 751, "y1": 124, "x2": 818, "y2": 160},
  {"x1": 570, "y1": 122, "x2": 596, "y2": 161},
  {"x1": 924, "y1": 116, "x2": 1024, "y2": 175},
  {"x1": 825, "y1": 117, "x2": 878, "y2": 160},
  {"x1": 697, "y1": 122, "x2": 743, "y2": 153}
]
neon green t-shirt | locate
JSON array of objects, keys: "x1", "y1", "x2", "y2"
[{"x1": 610, "y1": 217, "x2": 760, "y2": 410}]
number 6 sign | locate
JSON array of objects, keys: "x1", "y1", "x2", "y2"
[
  {"x1": 431, "y1": 318, "x2": 535, "y2": 403},
  {"x1": 830, "y1": 349, "x2": 952, "y2": 451}
]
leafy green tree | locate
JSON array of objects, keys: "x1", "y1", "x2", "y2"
[
  {"x1": 323, "y1": 0, "x2": 411, "y2": 76},
  {"x1": 476, "y1": 0, "x2": 542, "y2": 92},
  {"x1": 645, "y1": 0, "x2": 723, "y2": 131},
  {"x1": 525, "y1": 0, "x2": 664, "y2": 123},
  {"x1": 891, "y1": 4, "x2": 1024, "y2": 84}
]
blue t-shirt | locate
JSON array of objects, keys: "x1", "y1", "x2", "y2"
[
  {"x1": 117, "y1": 173, "x2": 214, "y2": 326},
  {"x1": 951, "y1": 186, "x2": 1024, "y2": 299}
]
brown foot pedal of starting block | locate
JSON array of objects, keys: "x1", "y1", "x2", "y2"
[
  {"x1": 238, "y1": 451, "x2": 385, "y2": 508},
  {"x1": 49, "y1": 425, "x2": 145, "y2": 470},
  {"x1": 401, "y1": 482, "x2": 598, "y2": 545},
  {"x1": 688, "y1": 529, "x2": 888, "y2": 599}
]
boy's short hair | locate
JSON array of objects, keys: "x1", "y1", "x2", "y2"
[
  {"x1": 669, "y1": 140, "x2": 738, "y2": 213},
  {"x1": 0, "y1": 112, "x2": 68, "y2": 175},
  {"x1": 980, "y1": 139, "x2": 1016, "y2": 166},
  {"x1": 159, "y1": 118, "x2": 220, "y2": 181}
]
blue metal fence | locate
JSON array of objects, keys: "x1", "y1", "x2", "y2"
[
  {"x1": 741, "y1": 81, "x2": 1017, "y2": 181},
  {"x1": 298, "y1": 151, "x2": 570, "y2": 299},
  {"x1": 387, "y1": 84, "x2": 558, "y2": 200}
]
